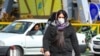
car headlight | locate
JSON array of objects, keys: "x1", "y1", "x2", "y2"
[{"x1": 0, "y1": 40, "x2": 5, "y2": 46}]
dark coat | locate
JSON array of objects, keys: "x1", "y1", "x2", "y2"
[{"x1": 43, "y1": 23, "x2": 80, "y2": 56}]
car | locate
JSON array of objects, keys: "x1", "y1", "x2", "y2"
[
  {"x1": 88, "y1": 34, "x2": 100, "y2": 56},
  {"x1": 0, "y1": 19, "x2": 86, "y2": 55}
]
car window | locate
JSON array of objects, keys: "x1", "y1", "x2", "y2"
[
  {"x1": 13, "y1": 23, "x2": 23, "y2": 31},
  {"x1": 30, "y1": 23, "x2": 46, "y2": 35},
  {"x1": 1, "y1": 21, "x2": 32, "y2": 34}
]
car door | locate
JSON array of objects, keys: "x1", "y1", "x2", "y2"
[{"x1": 25, "y1": 23, "x2": 46, "y2": 54}]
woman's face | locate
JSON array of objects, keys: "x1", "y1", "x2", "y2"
[
  {"x1": 34, "y1": 25, "x2": 40, "y2": 31},
  {"x1": 58, "y1": 13, "x2": 65, "y2": 24}
]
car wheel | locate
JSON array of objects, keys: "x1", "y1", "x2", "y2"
[{"x1": 6, "y1": 47, "x2": 23, "y2": 56}]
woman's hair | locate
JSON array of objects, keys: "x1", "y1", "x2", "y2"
[
  {"x1": 54, "y1": 10, "x2": 68, "y2": 48},
  {"x1": 56, "y1": 10, "x2": 68, "y2": 22},
  {"x1": 48, "y1": 12, "x2": 56, "y2": 22}
]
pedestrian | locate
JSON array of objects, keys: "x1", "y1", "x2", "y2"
[{"x1": 43, "y1": 10, "x2": 80, "y2": 56}]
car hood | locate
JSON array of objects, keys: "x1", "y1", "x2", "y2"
[
  {"x1": 0, "y1": 32, "x2": 22, "y2": 40},
  {"x1": 92, "y1": 34, "x2": 100, "y2": 41}
]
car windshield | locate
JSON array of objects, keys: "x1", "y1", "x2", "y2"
[{"x1": 1, "y1": 21, "x2": 32, "y2": 34}]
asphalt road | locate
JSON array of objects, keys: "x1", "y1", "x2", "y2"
[
  {"x1": 25, "y1": 53, "x2": 94, "y2": 56},
  {"x1": 25, "y1": 50, "x2": 95, "y2": 56}
]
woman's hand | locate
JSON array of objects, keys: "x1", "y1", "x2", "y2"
[
  {"x1": 44, "y1": 51, "x2": 50, "y2": 56},
  {"x1": 40, "y1": 48, "x2": 44, "y2": 54}
]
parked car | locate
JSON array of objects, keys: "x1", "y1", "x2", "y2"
[
  {"x1": 0, "y1": 19, "x2": 86, "y2": 55},
  {"x1": 88, "y1": 34, "x2": 100, "y2": 56}
]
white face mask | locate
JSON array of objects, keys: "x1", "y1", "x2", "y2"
[{"x1": 58, "y1": 18, "x2": 65, "y2": 24}]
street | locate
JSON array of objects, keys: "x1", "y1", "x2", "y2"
[{"x1": 25, "y1": 53, "x2": 94, "y2": 56}]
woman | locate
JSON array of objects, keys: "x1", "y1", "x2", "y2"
[{"x1": 43, "y1": 10, "x2": 80, "y2": 56}]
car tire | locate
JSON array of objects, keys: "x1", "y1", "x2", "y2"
[{"x1": 6, "y1": 47, "x2": 23, "y2": 56}]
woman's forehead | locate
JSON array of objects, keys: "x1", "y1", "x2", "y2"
[{"x1": 58, "y1": 13, "x2": 64, "y2": 17}]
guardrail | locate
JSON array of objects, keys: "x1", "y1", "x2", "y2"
[
  {"x1": 0, "y1": 22, "x2": 11, "y2": 24},
  {"x1": 0, "y1": 22, "x2": 11, "y2": 30},
  {"x1": 0, "y1": 22, "x2": 100, "y2": 34},
  {"x1": 72, "y1": 23, "x2": 100, "y2": 34}
]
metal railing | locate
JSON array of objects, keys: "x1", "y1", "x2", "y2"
[
  {"x1": 0, "y1": 22, "x2": 11, "y2": 24},
  {"x1": 0, "y1": 22, "x2": 100, "y2": 34},
  {"x1": 72, "y1": 23, "x2": 100, "y2": 34}
]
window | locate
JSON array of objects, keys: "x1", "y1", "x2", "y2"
[
  {"x1": 30, "y1": 23, "x2": 46, "y2": 35},
  {"x1": 1, "y1": 21, "x2": 32, "y2": 34}
]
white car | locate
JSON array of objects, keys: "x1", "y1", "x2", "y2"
[
  {"x1": 89, "y1": 34, "x2": 100, "y2": 56},
  {"x1": 0, "y1": 19, "x2": 86, "y2": 55}
]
